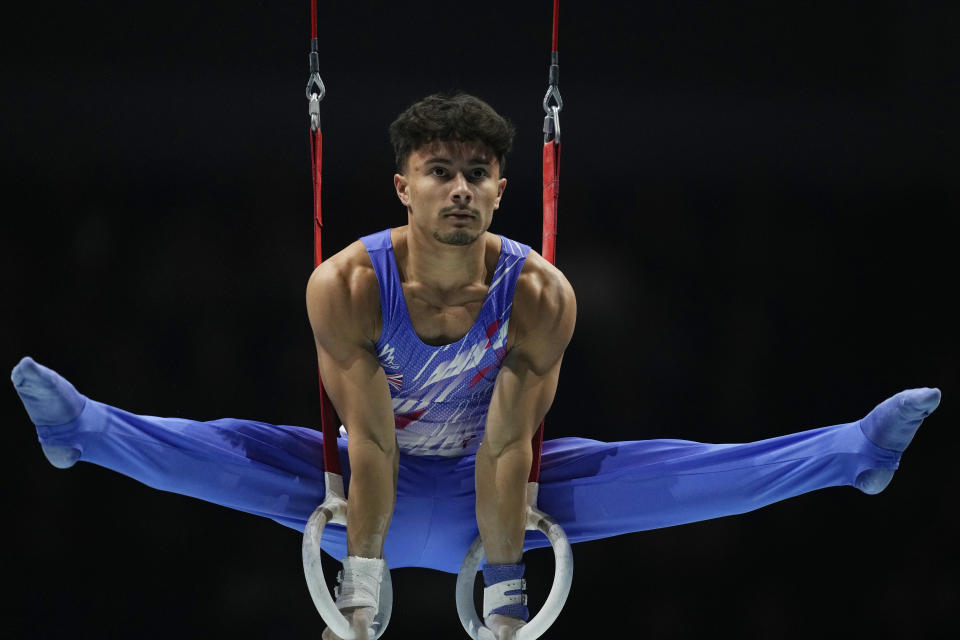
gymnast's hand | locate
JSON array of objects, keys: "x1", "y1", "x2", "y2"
[
  {"x1": 321, "y1": 605, "x2": 376, "y2": 640},
  {"x1": 485, "y1": 613, "x2": 527, "y2": 640}
]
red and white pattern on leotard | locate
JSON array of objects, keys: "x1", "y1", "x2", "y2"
[{"x1": 379, "y1": 313, "x2": 510, "y2": 457}]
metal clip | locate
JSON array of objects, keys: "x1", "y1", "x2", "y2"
[
  {"x1": 306, "y1": 66, "x2": 326, "y2": 102},
  {"x1": 543, "y1": 104, "x2": 561, "y2": 143},
  {"x1": 308, "y1": 94, "x2": 321, "y2": 131},
  {"x1": 542, "y1": 52, "x2": 562, "y2": 143},
  {"x1": 542, "y1": 82, "x2": 562, "y2": 115},
  {"x1": 542, "y1": 52, "x2": 563, "y2": 115},
  {"x1": 306, "y1": 39, "x2": 325, "y2": 131}
]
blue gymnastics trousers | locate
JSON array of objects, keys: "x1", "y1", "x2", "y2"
[{"x1": 32, "y1": 397, "x2": 899, "y2": 574}]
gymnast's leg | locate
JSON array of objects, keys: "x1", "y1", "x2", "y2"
[
  {"x1": 360, "y1": 388, "x2": 941, "y2": 573},
  {"x1": 525, "y1": 387, "x2": 940, "y2": 552},
  {"x1": 12, "y1": 357, "x2": 331, "y2": 522},
  {"x1": 12, "y1": 356, "x2": 444, "y2": 569}
]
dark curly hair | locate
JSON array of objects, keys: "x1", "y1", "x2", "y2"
[{"x1": 389, "y1": 93, "x2": 516, "y2": 176}]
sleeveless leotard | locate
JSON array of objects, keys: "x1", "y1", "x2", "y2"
[{"x1": 360, "y1": 228, "x2": 531, "y2": 457}]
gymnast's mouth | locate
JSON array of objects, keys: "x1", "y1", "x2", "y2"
[
  {"x1": 443, "y1": 210, "x2": 477, "y2": 220},
  {"x1": 442, "y1": 204, "x2": 477, "y2": 214}
]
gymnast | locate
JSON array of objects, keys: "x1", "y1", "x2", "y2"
[{"x1": 12, "y1": 93, "x2": 941, "y2": 640}]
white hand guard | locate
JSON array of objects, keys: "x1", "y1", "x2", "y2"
[{"x1": 334, "y1": 556, "x2": 385, "y2": 612}]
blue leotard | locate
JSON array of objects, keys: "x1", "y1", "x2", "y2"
[{"x1": 361, "y1": 229, "x2": 530, "y2": 457}]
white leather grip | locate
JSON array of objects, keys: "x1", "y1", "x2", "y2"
[{"x1": 335, "y1": 556, "x2": 385, "y2": 611}]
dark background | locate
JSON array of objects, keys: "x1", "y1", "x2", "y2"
[{"x1": 3, "y1": 1, "x2": 957, "y2": 638}]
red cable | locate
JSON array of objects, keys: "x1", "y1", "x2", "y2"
[
  {"x1": 552, "y1": 0, "x2": 559, "y2": 52},
  {"x1": 311, "y1": 0, "x2": 317, "y2": 39}
]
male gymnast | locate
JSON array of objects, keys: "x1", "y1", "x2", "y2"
[{"x1": 12, "y1": 93, "x2": 941, "y2": 640}]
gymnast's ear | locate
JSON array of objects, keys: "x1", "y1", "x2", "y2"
[
  {"x1": 493, "y1": 175, "x2": 507, "y2": 210},
  {"x1": 394, "y1": 172, "x2": 410, "y2": 208}
]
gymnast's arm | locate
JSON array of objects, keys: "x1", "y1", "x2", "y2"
[
  {"x1": 306, "y1": 245, "x2": 399, "y2": 559},
  {"x1": 476, "y1": 252, "x2": 577, "y2": 565}
]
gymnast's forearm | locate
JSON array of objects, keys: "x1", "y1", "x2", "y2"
[
  {"x1": 345, "y1": 437, "x2": 399, "y2": 559},
  {"x1": 475, "y1": 438, "x2": 532, "y2": 565}
]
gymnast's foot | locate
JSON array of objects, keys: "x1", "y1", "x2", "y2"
[
  {"x1": 855, "y1": 387, "x2": 941, "y2": 494},
  {"x1": 11, "y1": 356, "x2": 86, "y2": 469}
]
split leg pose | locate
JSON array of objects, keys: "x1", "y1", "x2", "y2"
[{"x1": 12, "y1": 357, "x2": 939, "y2": 580}]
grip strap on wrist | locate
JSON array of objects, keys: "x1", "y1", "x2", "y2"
[
  {"x1": 334, "y1": 556, "x2": 384, "y2": 611},
  {"x1": 482, "y1": 562, "x2": 529, "y2": 621}
]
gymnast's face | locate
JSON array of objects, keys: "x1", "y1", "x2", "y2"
[{"x1": 393, "y1": 140, "x2": 507, "y2": 246}]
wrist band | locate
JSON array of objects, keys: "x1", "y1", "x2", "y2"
[{"x1": 482, "y1": 562, "x2": 530, "y2": 621}]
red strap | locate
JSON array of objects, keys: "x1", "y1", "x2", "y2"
[
  {"x1": 310, "y1": 130, "x2": 323, "y2": 266},
  {"x1": 308, "y1": 4, "x2": 341, "y2": 476},
  {"x1": 529, "y1": 138, "x2": 561, "y2": 484},
  {"x1": 529, "y1": 0, "x2": 562, "y2": 485},
  {"x1": 541, "y1": 140, "x2": 560, "y2": 265},
  {"x1": 312, "y1": 126, "x2": 340, "y2": 475}
]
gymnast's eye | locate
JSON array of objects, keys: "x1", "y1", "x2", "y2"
[
  {"x1": 431, "y1": 166, "x2": 448, "y2": 177},
  {"x1": 470, "y1": 168, "x2": 488, "y2": 179}
]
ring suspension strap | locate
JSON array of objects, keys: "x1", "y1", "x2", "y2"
[
  {"x1": 301, "y1": 5, "x2": 392, "y2": 638},
  {"x1": 529, "y1": 0, "x2": 562, "y2": 485},
  {"x1": 306, "y1": 0, "x2": 340, "y2": 476}
]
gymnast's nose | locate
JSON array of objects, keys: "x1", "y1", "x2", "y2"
[{"x1": 450, "y1": 172, "x2": 472, "y2": 204}]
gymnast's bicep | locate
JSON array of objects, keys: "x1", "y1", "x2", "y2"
[{"x1": 305, "y1": 260, "x2": 396, "y2": 451}]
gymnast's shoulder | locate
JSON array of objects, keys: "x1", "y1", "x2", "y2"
[
  {"x1": 305, "y1": 240, "x2": 380, "y2": 343},
  {"x1": 511, "y1": 249, "x2": 577, "y2": 364}
]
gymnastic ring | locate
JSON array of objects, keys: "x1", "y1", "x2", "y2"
[
  {"x1": 303, "y1": 487, "x2": 394, "y2": 639},
  {"x1": 455, "y1": 504, "x2": 573, "y2": 640}
]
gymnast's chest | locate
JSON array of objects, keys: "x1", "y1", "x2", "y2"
[{"x1": 401, "y1": 284, "x2": 489, "y2": 347}]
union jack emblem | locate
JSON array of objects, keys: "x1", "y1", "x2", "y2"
[{"x1": 386, "y1": 372, "x2": 403, "y2": 392}]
